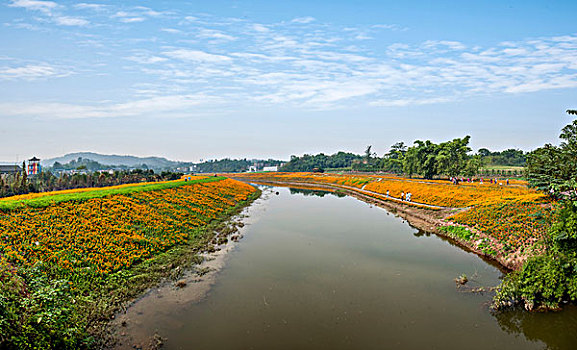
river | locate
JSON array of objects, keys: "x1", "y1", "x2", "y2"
[{"x1": 114, "y1": 186, "x2": 577, "y2": 350}]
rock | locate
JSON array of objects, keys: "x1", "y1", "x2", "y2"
[
  {"x1": 455, "y1": 274, "x2": 468, "y2": 285},
  {"x1": 175, "y1": 280, "x2": 187, "y2": 288}
]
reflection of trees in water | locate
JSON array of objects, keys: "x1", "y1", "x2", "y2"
[
  {"x1": 288, "y1": 188, "x2": 345, "y2": 198},
  {"x1": 494, "y1": 306, "x2": 577, "y2": 350},
  {"x1": 413, "y1": 230, "x2": 431, "y2": 238}
]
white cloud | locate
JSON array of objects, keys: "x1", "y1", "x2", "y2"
[
  {"x1": 197, "y1": 29, "x2": 236, "y2": 41},
  {"x1": 0, "y1": 64, "x2": 70, "y2": 80},
  {"x1": 291, "y1": 16, "x2": 315, "y2": 24},
  {"x1": 369, "y1": 97, "x2": 452, "y2": 107},
  {"x1": 8, "y1": 0, "x2": 58, "y2": 14},
  {"x1": 161, "y1": 28, "x2": 182, "y2": 34},
  {"x1": 73, "y1": 3, "x2": 107, "y2": 11},
  {"x1": 112, "y1": 7, "x2": 165, "y2": 23},
  {"x1": 0, "y1": 94, "x2": 221, "y2": 119},
  {"x1": 53, "y1": 16, "x2": 89, "y2": 26},
  {"x1": 119, "y1": 17, "x2": 145, "y2": 23},
  {"x1": 423, "y1": 40, "x2": 466, "y2": 51},
  {"x1": 125, "y1": 55, "x2": 168, "y2": 64},
  {"x1": 163, "y1": 49, "x2": 232, "y2": 63},
  {"x1": 252, "y1": 24, "x2": 270, "y2": 33}
]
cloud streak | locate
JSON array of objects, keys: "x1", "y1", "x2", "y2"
[{"x1": 0, "y1": 63, "x2": 70, "y2": 80}]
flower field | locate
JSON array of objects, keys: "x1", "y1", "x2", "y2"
[
  {"x1": 0, "y1": 178, "x2": 256, "y2": 275},
  {"x1": 0, "y1": 176, "x2": 259, "y2": 348}
]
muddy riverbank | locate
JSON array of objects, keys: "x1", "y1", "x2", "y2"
[{"x1": 109, "y1": 190, "x2": 270, "y2": 349}]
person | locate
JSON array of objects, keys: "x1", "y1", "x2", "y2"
[
  {"x1": 506, "y1": 179, "x2": 509, "y2": 185},
  {"x1": 386, "y1": 190, "x2": 390, "y2": 197},
  {"x1": 480, "y1": 178, "x2": 483, "y2": 185},
  {"x1": 401, "y1": 192, "x2": 405, "y2": 201},
  {"x1": 407, "y1": 192, "x2": 412, "y2": 202}
]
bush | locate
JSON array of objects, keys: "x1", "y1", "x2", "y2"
[{"x1": 495, "y1": 200, "x2": 577, "y2": 310}]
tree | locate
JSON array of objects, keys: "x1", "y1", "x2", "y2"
[
  {"x1": 20, "y1": 161, "x2": 27, "y2": 193},
  {"x1": 364, "y1": 145, "x2": 372, "y2": 162},
  {"x1": 435, "y1": 136, "x2": 471, "y2": 177},
  {"x1": 464, "y1": 155, "x2": 482, "y2": 177},
  {"x1": 381, "y1": 142, "x2": 406, "y2": 173},
  {"x1": 404, "y1": 140, "x2": 439, "y2": 179},
  {"x1": 478, "y1": 148, "x2": 491, "y2": 157},
  {"x1": 526, "y1": 115, "x2": 577, "y2": 197}
]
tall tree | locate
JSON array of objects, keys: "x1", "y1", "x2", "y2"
[
  {"x1": 435, "y1": 136, "x2": 472, "y2": 177},
  {"x1": 20, "y1": 161, "x2": 27, "y2": 194},
  {"x1": 364, "y1": 145, "x2": 372, "y2": 162},
  {"x1": 381, "y1": 142, "x2": 406, "y2": 173},
  {"x1": 526, "y1": 115, "x2": 577, "y2": 197},
  {"x1": 404, "y1": 140, "x2": 439, "y2": 179}
]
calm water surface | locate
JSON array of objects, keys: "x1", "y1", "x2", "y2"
[{"x1": 135, "y1": 187, "x2": 577, "y2": 350}]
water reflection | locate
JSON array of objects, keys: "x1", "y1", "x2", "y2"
[
  {"x1": 494, "y1": 306, "x2": 577, "y2": 350},
  {"x1": 288, "y1": 187, "x2": 345, "y2": 198}
]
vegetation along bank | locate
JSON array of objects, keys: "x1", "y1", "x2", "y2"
[{"x1": 0, "y1": 176, "x2": 259, "y2": 349}]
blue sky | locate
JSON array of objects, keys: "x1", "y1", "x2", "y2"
[{"x1": 1, "y1": 0, "x2": 576, "y2": 162}]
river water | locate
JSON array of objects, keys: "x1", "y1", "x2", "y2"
[{"x1": 117, "y1": 186, "x2": 577, "y2": 350}]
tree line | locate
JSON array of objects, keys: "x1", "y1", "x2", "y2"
[
  {"x1": 194, "y1": 158, "x2": 283, "y2": 173},
  {"x1": 281, "y1": 152, "x2": 363, "y2": 172},
  {"x1": 282, "y1": 137, "x2": 524, "y2": 179}
]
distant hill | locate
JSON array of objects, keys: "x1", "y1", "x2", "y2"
[
  {"x1": 42, "y1": 152, "x2": 189, "y2": 169},
  {"x1": 41, "y1": 152, "x2": 285, "y2": 173}
]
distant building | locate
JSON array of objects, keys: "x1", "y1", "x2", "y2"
[
  {"x1": 262, "y1": 166, "x2": 279, "y2": 172},
  {"x1": 27, "y1": 156, "x2": 42, "y2": 175},
  {"x1": 0, "y1": 165, "x2": 21, "y2": 175},
  {"x1": 248, "y1": 165, "x2": 258, "y2": 172}
]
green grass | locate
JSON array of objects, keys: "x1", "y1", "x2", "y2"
[
  {"x1": 0, "y1": 177, "x2": 226, "y2": 211},
  {"x1": 439, "y1": 225, "x2": 477, "y2": 241},
  {"x1": 481, "y1": 165, "x2": 525, "y2": 171}
]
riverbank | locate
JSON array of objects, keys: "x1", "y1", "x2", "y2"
[
  {"x1": 110, "y1": 189, "x2": 270, "y2": 350},
  {"x1": 0, "y1": 178, "x2": 260, "y2": 349}
]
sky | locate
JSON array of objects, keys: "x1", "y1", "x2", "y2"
[{"x1": 1, "y1": 0, "x2": 576, "y2": 162}]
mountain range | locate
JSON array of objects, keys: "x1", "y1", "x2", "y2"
[{"x1": 42, "y1": 152, "x2": 190, "y2": 169}]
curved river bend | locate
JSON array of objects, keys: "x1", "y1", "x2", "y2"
[{"x1": 117, "y1": 186, "x2": 577, "y2": 350}]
